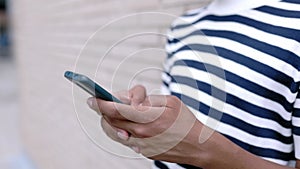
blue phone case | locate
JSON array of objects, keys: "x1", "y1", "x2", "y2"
[{"x1": 64, "y1": 71, "x2": 122, "y2": 103}]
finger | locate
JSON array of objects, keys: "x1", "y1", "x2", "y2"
[
  {"x1": 129, "y1": 85, "x2": 147, "y2": 106},
  {"x1": 102, "y1": 115, "x2": 130, "y2": 140},
  {"x1": 113, "y1": 90, "x2": 131, "y2": 104},
  {"x1": 143, "y1": 95, "x2": 181, "y2": 109},
  {"x1": 87, "y1": 97, "x2": 100, "y2": 112},
  {"x1": 89, "y1": 97, "x2": 165, "y2": 123},
  {"x1": 101, "y1": 117, "x2": 119, "y2": 141},
  {"x1": 101, "y1": 117, "x2": 130, "y2": 143},
  {"x1": 104, "y1": 117, "x2": 147, "y2": 138},
  {"x1": 88, "y1": 98, "x2": 128, "y2": 120},
  {"x1": 112, "y1": 103, "x2": 166, "y2": 123},
  {"x1": 101, "y1": 118, "x2": 142, "y2": 153},
  {"x1": 142, "y1": 95, "x2": 168, "y2": 107}
]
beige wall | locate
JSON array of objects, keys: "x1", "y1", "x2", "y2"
[{"x1": 11, "y1": 0, "x2": 210, "y2": 169}]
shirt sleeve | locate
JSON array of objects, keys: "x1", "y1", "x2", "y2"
[{"x1": 293, "y1": 89, "x2": 300, "y2": 160}]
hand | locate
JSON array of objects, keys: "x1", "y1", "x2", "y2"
[
  {"x1": 91, "y1": 85, "x2": 148, "y2": 140},
  {"x1": 87, "y1": 85, "x2": 300, "y2": 169},
  {"x1": 87, "y1": 85, "x2": 207, "y2": 167}
]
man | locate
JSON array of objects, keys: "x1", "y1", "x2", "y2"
[{"x1": 87, "y1": 0, "x2": 300, "y2": 168}]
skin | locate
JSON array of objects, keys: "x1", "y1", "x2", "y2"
[{"x1": 87, "y1": 85, "x2": 300, "y2": 169}]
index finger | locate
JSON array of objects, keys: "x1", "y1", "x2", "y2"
[{"x1": 96, "y1": 99, "x2": 167, "y2": 124}]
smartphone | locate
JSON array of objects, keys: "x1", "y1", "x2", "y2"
[{"x1": 64, "y1": 71, "x2": 123, "y2": 103}]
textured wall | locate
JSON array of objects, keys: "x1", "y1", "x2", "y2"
[{"x1": 10, "y1": 0, "x2": 210, "y2": 169}]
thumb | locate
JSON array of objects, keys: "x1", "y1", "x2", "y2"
[{"x1": 129, "y1": 85, "x2": 147, "y2": 106}]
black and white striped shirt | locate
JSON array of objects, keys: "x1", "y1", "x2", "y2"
[{"x1": 154, "y1": 0, "x2": 300, "y2": 168}]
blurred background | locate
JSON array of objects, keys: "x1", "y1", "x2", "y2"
[{"x1": 0, "y1": 0, "x2": 210, "y2": 169}]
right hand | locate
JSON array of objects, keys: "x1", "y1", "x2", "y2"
[{"x1": 103, "y1": 85, "x2": 148, "y2": 140}]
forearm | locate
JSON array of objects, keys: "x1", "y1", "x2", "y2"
[
  {"x1": 90, "y1": 93, "x2": 299, "y2": 169},
  {"x1": 192, "y1": 126, "x2": 298, "y2": 169}
]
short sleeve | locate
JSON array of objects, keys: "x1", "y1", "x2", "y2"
[{"x1": 293, "y1": 89, "x2": 300, "y2": 160}]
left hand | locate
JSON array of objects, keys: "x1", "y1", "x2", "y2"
[{"x1": 87, "y1": 88, "x2": 209, "y2": 166}]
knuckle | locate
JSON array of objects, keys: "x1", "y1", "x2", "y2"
[
  {"x1": 93, "y1": 101, "x2": 101, "y2": 112},
  {"x1": 134, "y1": 84, "x2": 146, "y2": 91},
  {"x1": 110, "y1": 110, "x2": 119, "y2": 118},
  {"x1": 106, "y1": 105, "x2": 120, "y2": 119},
  {"x1": 97, "y1": 101, "x2": 108, "y2": 113},
  {"x1": 98, "y1": 106, "x2": 104, "y2": 113},
  {"x1": 131, "y1": 85, "x2": 146, "y2": 96},
  {"x1": 97, "y1": 102, "x2": 119, "y2": 118},
  {"x1": 132, "y1": 127, "x2": 146, "y2": 137}
]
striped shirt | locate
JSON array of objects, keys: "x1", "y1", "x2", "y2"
[{"x1": 154, "y1": 0, "x2": 300, "y2": 168}]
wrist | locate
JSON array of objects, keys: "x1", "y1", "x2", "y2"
[
  {"x1": 188, "y1": 124, "x2": 240, "y2": 168},
  {"x1": 185, "y1": 122, "x2": 214, "y2": 167}
]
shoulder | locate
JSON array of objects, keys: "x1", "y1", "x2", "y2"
[
  {"x1": 169, "y1": 7, "x2": 206, "y2": 31},
  {"x1": 246, "y1": 1, "x2": 300, "y2": 43}
]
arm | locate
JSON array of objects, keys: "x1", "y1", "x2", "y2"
[
  {"x1": 193, "y1": 127, "x2": 300, "y2": 169},
  {"x1": 87, "y1": 86, "x2": 300, "y2": 169}
]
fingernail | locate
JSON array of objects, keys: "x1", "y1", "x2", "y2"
[
  {"x1": 87, "y1": 97, "x2": 95, "y2": 108},
  {"x1": 131, "y1": 146, "x2": 140, "y2": 153},
  {"x1": 117, "y1": 131, "x2": 129, "y2": 141}
]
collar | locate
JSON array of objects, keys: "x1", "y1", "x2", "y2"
[{"x1": 206, "y1": 0, "x2": 281, "y2": 15}]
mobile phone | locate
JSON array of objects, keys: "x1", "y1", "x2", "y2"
[{"x1": 64, "y1": 71, "x2": 122, "y2": 103}]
